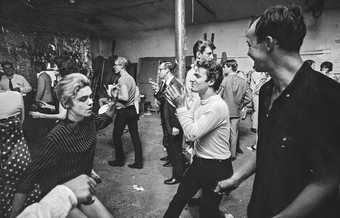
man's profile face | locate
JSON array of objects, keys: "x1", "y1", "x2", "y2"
[
  {"x1": 3, "y1": 64, "x2": 15, "y2": 76},
  {"x1": 190, "y1": 67, "x2": 210, "y2": 94},
  {"x1": 246, "y1": 19, "x2": 269, "y2": 72},
  {"x1": 158, "y1": 63, "x2": 169, "y2": 80},
  {"x1": 198, "y1": 47, "x2": 214, "y2": 63},
  {"x1": 113, "y1": 60, "x2": 123, "y2": 74},
  {"x1": 320, "y1": 67, "x2": 331, "y2": 74}
]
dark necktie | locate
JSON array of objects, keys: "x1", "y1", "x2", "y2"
[
  {"x1": 9, "y1": 78, "x2": 14, "y2": 91},
  {"x1": 160, "y1": 81, "x2": 166, "y2": 93}
]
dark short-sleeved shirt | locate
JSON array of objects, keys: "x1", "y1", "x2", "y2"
[{"x1": 248, "y1": 62, "x2": 340, "y2": 218}]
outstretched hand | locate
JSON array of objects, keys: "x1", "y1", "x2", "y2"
[{"x1": 214, "y1": 177, "x2": 240, "y2": 195}]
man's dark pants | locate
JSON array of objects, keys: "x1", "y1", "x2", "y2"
[
  {"x1": 164, "y1": 156, "x2": 233, "y2": 218},
  {"x1": 113, "y1": 105, "x2": 143, "y2": 164},
  {"x1": 167, "y1": 132, "x2": 184, "y2": 180}
]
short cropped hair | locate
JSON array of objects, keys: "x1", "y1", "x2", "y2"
[
  {"x1": 55, "y1": 73, "x2": 90, "y2": 108},
  {"x1": 160, "y1": 61, "x2": 177, "y2": 74},
  {"x1": 254, "y1": 5, "x2": 306, "y2": 52},
  {"x1": 193, "y1": 40, "x2": 216, "y2": 59},
  {"x1": 305, "y1": 59, "x2": 315, "y2": 67},
  {"x1": 115, "y1": 56, "x2": 129, "y2": 69},
  {"x1": 197, "y1": 61, "x2": 223, "y2": 91},
  {"x1": 320, "y1": 61, "x2": 333, "y2": 72},
  {"x1": 2, "y1": 61, "x2": 13, "y2": 68},
  {"x1": 222, "y1": 59, "x2": 238, "y2": 72}
]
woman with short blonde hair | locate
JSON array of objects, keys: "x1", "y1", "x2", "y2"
[{"x1": 11, "y1": 73, "x2": 115, "y2": 218}]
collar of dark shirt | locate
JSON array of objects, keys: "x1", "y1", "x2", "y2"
[{"x1": 264, "y1": 62, "x2": 310, "y2": 101}]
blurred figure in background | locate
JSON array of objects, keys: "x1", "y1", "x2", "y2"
[
  {"x1": 305, "y1": 59, "x2": 316, "y2": 70},
  {"x1": 220, "y1": 59, "x2": 249, "y2": 159}
]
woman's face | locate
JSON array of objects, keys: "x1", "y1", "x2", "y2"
[{"x1": 69, "y1": 86, "x2": 93, "y2": 118}]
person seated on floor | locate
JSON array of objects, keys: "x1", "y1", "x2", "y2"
[{"x1": 11, "y1": 73, "x2": 115, "y2": 218}]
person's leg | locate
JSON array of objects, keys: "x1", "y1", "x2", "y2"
[
  {"x1": 126, "y1": 107, "x2": 143, "y2": 166},
  {"x1": 171, "y1": 133, "x2": 185, "y2": 180},
  {"x1": 164, "y1": 161, "x2": 201, "y2": 218},
  {"x1": 234, "y1": 118, "x2": 242, "y2": 154},
  {"x1": 110, "y1": 109, "x2": 127, "y2": 165},
  {"x1": 199, "y1": 160, "x2": 233, "y2": 218},
  {"x1": 79, "y1": 196, "x2": 113, "y2": 218},
  {"x1": 229, "y1": 118, "x2": 238, "y2": 159}
]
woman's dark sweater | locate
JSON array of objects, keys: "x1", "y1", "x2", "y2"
[{"x1": 17, "y1": 114, "x2": 112, "y2": 195}]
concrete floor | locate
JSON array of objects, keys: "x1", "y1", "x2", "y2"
[{"x1": 94, "y1": 113, "x2": 257, "y2": 218}]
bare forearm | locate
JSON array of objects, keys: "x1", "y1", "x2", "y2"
[
  {"x1": 273, "y1": 176, "x2": 340, "y2": 218},
  {"x1": 10, "y1": 193, "x2": 27, "y2": 218},
  {"x1": 232, "y1": 152, "x2": 256, "y2": 183}
]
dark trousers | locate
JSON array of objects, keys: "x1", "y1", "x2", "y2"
[
  {"x1": 112, "y1": 106, "x2": 143, "y2": 164},
  {"x1": 167, "y1": 133, "x2": 184, "y2": 180},
  {"x1": 164, "y1": 156, "x2": 233, "y2": 218}
]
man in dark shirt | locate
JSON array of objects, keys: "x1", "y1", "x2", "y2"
[{"x1": 215, "y1": 5, "x2": 340, "y2": 218}]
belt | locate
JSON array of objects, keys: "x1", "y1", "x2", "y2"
[
  {"x1": 193, "y1": 155, "x2": 230, "y2": 164},
  {"x1": 117, "y1": 105, "x2": 135, "y2": 110}
]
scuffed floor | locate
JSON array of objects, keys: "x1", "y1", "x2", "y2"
[{"x1": 94, "y1": 114, "x2": 256, "y2": 218}]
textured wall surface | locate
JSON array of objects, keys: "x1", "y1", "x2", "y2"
[{"x1": 109, "y1": 9, "x2": 340, "y2": 75}]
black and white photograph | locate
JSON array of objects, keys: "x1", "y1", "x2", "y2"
[{"x1": 1, "y1": 0, "x2": 340, "y2": 217}]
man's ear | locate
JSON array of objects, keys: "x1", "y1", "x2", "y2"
[
  {"x1": 264, "y1": 36, "x2": 277, "y2": 52},
  {"x1": 208, "y1": 78, "x2": 215, "y2": 88},
  {"x1": 196, "y1": 52, "x2": 201, "y2": 61}
]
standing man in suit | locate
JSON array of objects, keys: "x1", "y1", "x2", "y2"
[
  {"x1": 153, "y1": 65, "x2": 170, "y2": 165},
  {"x1": 158, "y1": 61, "x2": 185, "y2": 185}
]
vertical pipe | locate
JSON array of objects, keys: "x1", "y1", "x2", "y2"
[{"x1": 174, "y1": 0, "x2": 186, "y2": 83}]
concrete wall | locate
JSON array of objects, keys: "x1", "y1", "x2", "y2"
[{"x1": 101, "y1": 9, "x2": 340, "y2": 74}]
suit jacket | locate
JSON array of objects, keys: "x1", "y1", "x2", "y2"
[{"x1": 162, "y1": 77, "x2": 182, "y2": 136}]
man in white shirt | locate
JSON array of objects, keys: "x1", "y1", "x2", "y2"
[
  {"x1": 0, "y1": 61, "x2": 32, "y2": 94},
  {"x1": 163, "y1": 61, "x2": 232, "y2": 218}
]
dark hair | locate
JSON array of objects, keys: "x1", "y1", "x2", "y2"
[
  {"x1": 197, "y1": 61, "x2": 223, "y2": 91},
  {"x1": 222, "y1": 59, "x2": 238, "y2": 72},
  {"x1": 320, "y1": 61, "x2": 333, "y2": 72},
  {"x1": 161, "y1": 61, "x2": 177, "y2": 74},
  {"x1": 193, "y1": 40, "x2": 216, "y2": 59},
  {"x1": 2, "y1": 61, "x2": 13, "y2": 68},
  {"x1": 254, "y1": 5, "x2": 306, "y2": 52},
  {"x1": 305, "y1": 59, "x2": 315, "y2": 66}
]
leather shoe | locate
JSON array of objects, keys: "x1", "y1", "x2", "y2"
[
  {"x1": 128, "y1": 163, "x2": 143, "y2": 169},
  {"x1": 164, "y1": 177, "x2": 180, "y2": 185},
  {"x1": 163, "y1": 161, "x2": 171, "y2": 167},
  {"x1": 108, "y1": 160, "x2": 124, "y2": 167},
  {"x1": 160, "y1": 156, "x2": 168, "y2": 161}
]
